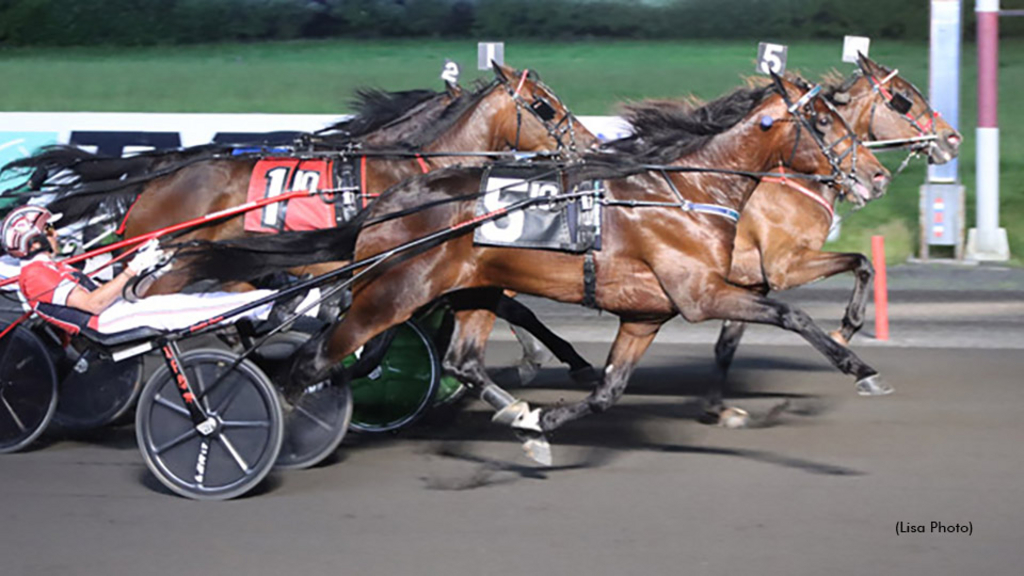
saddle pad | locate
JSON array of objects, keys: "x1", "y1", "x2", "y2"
[
  {"x1": 244, "y1": 158, "x2": 338, "y2": 233},
  {"x1": 473, "y1": 164, "x2": 601, "y2": 253}
]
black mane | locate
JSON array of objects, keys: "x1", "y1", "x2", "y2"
[
  {"x1": 316, "y1": 80, "x2": 499, "y2": 149},
  {"x1": 605, "y1": 85, "x2": 776, "y2": 164},
  {"x1": 318, "y1": 88, "x2": 443, "y2": 139}
]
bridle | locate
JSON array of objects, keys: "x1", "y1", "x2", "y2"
[
  {"x1": 498, "y1": 69, "x2": 580, "y2": 156},
  {"x1": 857, "y1": 62, "x2": 940, "y2": 153},
  {"x1": 774, "y1": 76, "x2": 863, "y2": 200}
]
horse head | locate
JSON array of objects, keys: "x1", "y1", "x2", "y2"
[
  {"x1": 768, "y1": 74, "x2": 890, "y2": 204},
  {"x1": 830, "y1": 54, "x2": 960, "y2": 164},
  {"x1": 489, "y1": 62, "x2": 598, "y2": 155}
]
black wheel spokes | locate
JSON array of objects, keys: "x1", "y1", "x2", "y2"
[
  {"x1": 209, "y1": 373, "x2": 247, "y2": 416},
  {"x1": 189, "y1": 366, "x2": 214, "y2": 414},
  {"x1": 0, "y1": 391, "x2": 27, "y2": 433},
  {"x1": 154, "y1": 427, "x2": 199, "y2": 456},
  {"x1": 216, "y1": 433, "x2": 253, "y2": 475},
  {"x1": 294, "y1": 403, "x2": 334, "y2": 432},
  {"x1": 153, "y1": 394, "x2": 191, "y2": 419}
]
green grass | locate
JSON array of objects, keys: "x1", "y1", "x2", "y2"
[{"x1": 1, "y1": 39, "x2": 1021, "y2": 263}]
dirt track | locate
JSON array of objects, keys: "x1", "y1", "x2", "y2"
[{"x1": 1, "y1": 341, "x2": 1020, "y2": 576}]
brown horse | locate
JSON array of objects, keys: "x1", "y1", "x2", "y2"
[
  {"x1": 185, "y1": 75, "x2": 891, "y2": 461},
  {"x1": 705, "y1": 55, "x2": 961, "y2": 421},
  {"x1": 2, "y1": 64, "x2": 602, "y2": 377}
]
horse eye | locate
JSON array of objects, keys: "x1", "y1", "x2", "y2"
[{"x1": 817, "y1": 115, "x2": 831, "y2": 128}]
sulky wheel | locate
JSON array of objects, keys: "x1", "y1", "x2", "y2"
[
  {"x1": 135, "y1": 348, "x2": 283, "y2": 500},
  {"x1": 54, "y1": 348, "x2": 143, "y2": 430},
  {"x1": 0, "y1": 322, "x2": 59, "y2": 453},
  {"x1": 349, "y1": 320, "x2": 440, "y2": 433},
  {"x1": 253, "y1": 332, "x2": 353, "y2": 470}
]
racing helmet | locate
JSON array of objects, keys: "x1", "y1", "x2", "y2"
[{"x1": 1, "y1": 206, "x2": 60, "y2": 259}]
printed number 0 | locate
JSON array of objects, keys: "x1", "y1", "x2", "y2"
[{"x1": 759, "y1": 43, "x2": 786, "y2": 75}]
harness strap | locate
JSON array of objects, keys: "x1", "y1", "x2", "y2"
[
  {"x1": 762, "y1": 169, "x2": 834, "y2": 223},
  {"x1": 415, "y1": 154, "x2": 431, "y2": 174},
  {"x1": 582, "y1": 252, "x2": 598, "y2": 309}
]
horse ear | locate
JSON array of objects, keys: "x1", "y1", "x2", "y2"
[
  {"x1": 769, "y1": 70, "x2": 788, "y2": 98},
  {"x1": 856, "y1": 51, "x2": 877, "y2": 74},
  {"x1": 492, "y1": 61, "x2": 509, "y2": 84}
]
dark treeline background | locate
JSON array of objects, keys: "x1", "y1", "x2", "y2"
[{"x1": 0, "y1": 0, "x2": 1019, "y2": 46}]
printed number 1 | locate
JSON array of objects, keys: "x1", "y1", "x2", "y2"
[
  {"x1": 262, "y1": 168, "x2": 321, "y2": 228},
  {"x1": 262, "y1": 167, "x2": 290, "y2": 228}
]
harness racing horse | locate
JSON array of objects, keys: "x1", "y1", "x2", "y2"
[
  {"x1": 704, "y1": 55, "x2": 961, "y2": 423},
  {"x1": 1, "y1": 64, "x2": 601, "y2": 382},
  {"x1": 184, "y1": 75, "x2": 891, "y2": 463}
]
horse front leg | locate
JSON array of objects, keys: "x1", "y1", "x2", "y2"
[
  {"x1": 763, "y1": 250, "x2": 873, "y2": 346},
  {"x1": 442, "y1": 290, "x2": 537, "y2": 419},
  {"x1": 673, "y1": 276, "x2": 892, "y2": 398}
]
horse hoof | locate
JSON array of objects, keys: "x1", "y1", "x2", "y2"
[
  {"x1": 856, "y1": 375, "x2": 894, "y2": 397},
  {"x1": 829, "y1": 330, "x2": 849, "y2": 347},
  {"x1": 718, "y1": 407, "x2": 751, "y2": 429},
  {"x1": 521, "y1": 434, "x2": 552, "y2": 466},
  {"x1": 492, "y1": 400, "x2": 530, "y2": 426},
  {"x1": 569, "y1": 365, "x2": 600, "y2": 385}
]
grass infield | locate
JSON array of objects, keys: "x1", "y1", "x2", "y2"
[{"x1": 0, "y1": 39, "x2": 1020, "y2": 264}]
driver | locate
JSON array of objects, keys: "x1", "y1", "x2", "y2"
[{"x1": 3, "y1": 205, "x2": 276, "y2": 335}]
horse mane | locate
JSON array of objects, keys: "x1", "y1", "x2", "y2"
[
  {"x1": 316, "y1": 80, "x2": 499, "y2": 150},
  {"x1": 605, "y1": 84, "x2": 776, "y2": 164},
  {"x1": 317, "y1": 88, "x2": 444, "y2": 139}
]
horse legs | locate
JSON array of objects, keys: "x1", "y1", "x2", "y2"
[
  {"x1": 705, "y1": 319, "x2": 749, "y2": 418},
  {"x1": 537, "y1": 320, "x2": 662, "y2": 433},
  {"x1": 494, "y1": 294, "x2": 597, "y2": 383},
  {"x1": 762, "y1": 250, "x2": 874, "y2": 346},
  {"x1": 670, "y1": 276, "x2": 891, "y2": 397}
]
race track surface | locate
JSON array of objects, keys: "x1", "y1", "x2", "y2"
[{"x1": 1, "y1": 341, "x2": 1020, "y2": 576}]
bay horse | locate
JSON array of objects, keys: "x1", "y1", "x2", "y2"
[
  {"x1": 704, "y1": 55, "x2": 961, "y2": 422},
  {"x1": 183, "y1": 75, "x2": 891, "y2": 462},
  {"x1": 2, "y1": 63, "x2": 601, "y2": 379}
]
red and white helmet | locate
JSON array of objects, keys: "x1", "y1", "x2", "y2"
[{"x1": 1, "y1": 206, "x2": 59, "y2": 259}]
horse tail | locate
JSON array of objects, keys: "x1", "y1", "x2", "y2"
[
  {"x1": 1, "y1": 145, "x2": 157, "y2": 187},
  {"x1": 178, "y1": 209, "x2": 370, "y2": 285}
]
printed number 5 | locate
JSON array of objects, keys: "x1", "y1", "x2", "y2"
[
  {"x1": 758, "y1": 43, "x2": 787, "y2": 75},
  {"x1": 480, "y1": 177, "x2": 525, "y2": 242}
]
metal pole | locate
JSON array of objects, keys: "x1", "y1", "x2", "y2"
[
  {"x1": 929, "y1": 0, "x2": 962, "y2": 183},
  {"x1": 969, "y1": 0, "x2": 1011, "y2": 260}
]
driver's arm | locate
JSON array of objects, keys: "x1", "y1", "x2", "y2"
[{"x1": 66, "y1": 268, "x2": 136, "y2": 315}]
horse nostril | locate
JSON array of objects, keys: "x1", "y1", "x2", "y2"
[
  {"x1": 873, "y1": 173, "x2": 890, "y2": 189},
  {"x1": 947, "y1": 133, "x2": 962, "y2": 149}
]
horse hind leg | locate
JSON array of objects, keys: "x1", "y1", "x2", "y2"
[
  {"x1": 538, "y1": 320, "x2": 662, "y2": 433},
  {"x1": 833, "y1": 253, "x2": 874, "y2": 345},
  {"x1": 443, "y1": 298, "x2": 547, "y2": 454},
  {"x1": 495, "y1": 294, "x2": 597, "y2": 384},
  {"x1": 706, "y1": 319, "x2": 753, "y2": 428}
]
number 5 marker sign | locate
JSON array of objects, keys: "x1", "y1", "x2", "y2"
[{"x1": 756, "y1": 42, "x2": 788, "y2": 76}]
